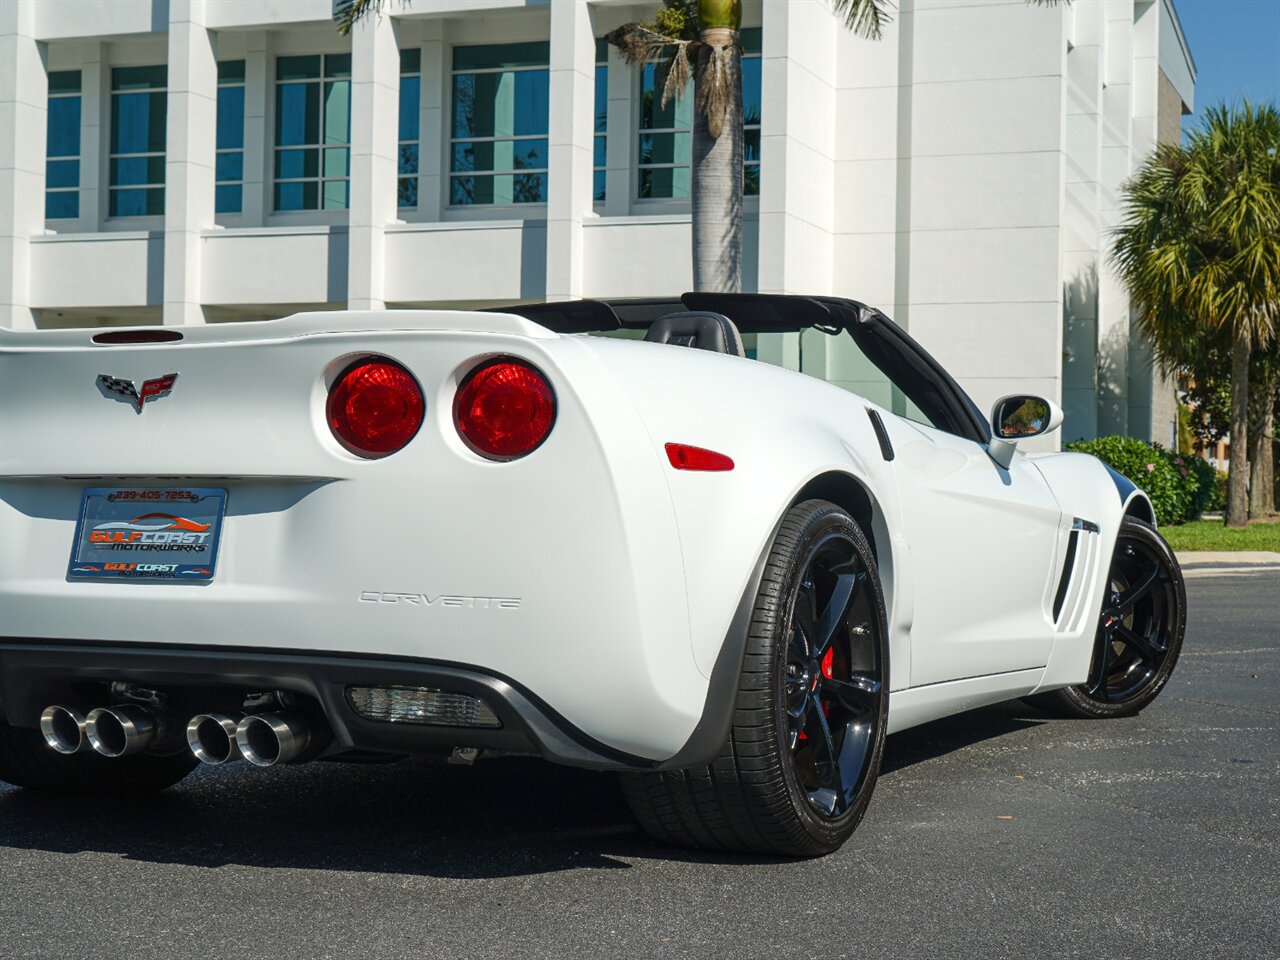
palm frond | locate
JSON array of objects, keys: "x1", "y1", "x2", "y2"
[
  {"x1": 333, "y1": 0, "x2": 379, "y2": 36},
  {"x1": 1111, "y1": 100, "x2": 1280, "y2": 367},
  {"x1": 830, "y1": 0, "x2": 894, "y2": 41},
  {"x1": 661, "y1": 41, "x2": 694, "y2": 109},
  {"x1": 696, "y1": 39, "x2": 734, "y2": 139},
  {"x1": 605, "y1": 23, "x2": 679, "y2": 67}
]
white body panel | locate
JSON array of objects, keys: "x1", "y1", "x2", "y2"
[{"x1": 0, "y1": 310, "x2": 1144, "y2": 764}]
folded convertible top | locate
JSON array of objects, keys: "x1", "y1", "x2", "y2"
[{"x1": 490, "y1": 294, "x2": 881, "y2": 335}]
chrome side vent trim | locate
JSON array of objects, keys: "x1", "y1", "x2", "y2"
[
  {"x1": 1052, "y1": 531, "x2": 1080, "y2": 622},
  {"x1": 1055, "y1": 518, "x2": 1101, "y2": 631}
]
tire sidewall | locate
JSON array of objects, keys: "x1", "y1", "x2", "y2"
[
  {"x1": 1064, "y1": 517, "x2": 1186, "y2": 718},
  {"x1": 767, "y1": 502, "x2": 890, "y2": 851}
]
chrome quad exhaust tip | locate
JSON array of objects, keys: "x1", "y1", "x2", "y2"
[
  {"x1": 84, "y1": 704, "x2": 168, "y2": 758},
  {"x1": 186, "y1": 714, "x2": 245, "y2": 765},
  {"x1": 40, "y1": 705, "x2": 89, "y2": 754},
  {"x1": 235, "y1": 713, "x2": 311, "y2": 768}
]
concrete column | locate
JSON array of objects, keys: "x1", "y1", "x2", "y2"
[
  {"x1": 545, "y1": 0, "x2": 595, "y2": 302},
  {"x1": 1060, "y1": 0, "x2": 1104, "y2": 441},
  {"x1": 348, "y1": 12, "x2": 398, "y2": 310},
  {"x1": 1096, "y1": 0, "x2": 1136, "y2": 436},
  {"x1": 755, "y1": 0, "x2": 837, "y2": 370},
  {"x1": 73, "y1": 41, "x2": 104, "y2": 232},
  {"x1": 0, "y1": 0, "x2": 44, "y2": 329},
  {"x1": 602, "y1": 40, "x2": 632, "y2": 217},
  {"x1": 163, "y1": 0, "x2": 217, "y2": 325},
  {"x1": 756, "y1": 0, "x2": 836, "y2": 300},
  {"x1": 419, "y1": 20, "x2": 444, "y2": 222},
  {"x1": 241, "y1": 31, "x2": 268, "y2": 227},
  {"x1": 84, "y1": 49, "x2": 108, "y2": 229}
]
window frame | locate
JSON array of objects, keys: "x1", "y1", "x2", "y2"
[
  {"x1": 271, "y1": 52, "x2": 353, "y2": 214},
  {"x1": 398, "y1": 47, "x2": 421, "y2": 210},
  {"x1": 593, "y1": 38, "x2": 608, "y2": 206},
  {"x1": 108, "y1": 64, "x2": 168, "y2": 220},
  {"x1": 45, "y1": 70, "x2": 82, "y2": 222},
  {"x1": 447, "y1": 42, "x2": 551, "y2": 210},
  {"x1": 215, "y1": 60, "x2": 246, "y2": 215},
  {"x1": 633, "y1": 26, "x2": 763, "y2": 204},
  {"x1": 741, "y1": 27, "x2": 761, "y2": 197}
]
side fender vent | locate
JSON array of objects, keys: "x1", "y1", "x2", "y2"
[
  {"x1": 866, "y1": 408, "x2": 894, "y2": 462},
  {"x1": 1055, "y1": 518, "x2": 1101, "y2": 629},
  {"x1": 1052, "y1": 531, "x2": 1079, "y2": 621}
]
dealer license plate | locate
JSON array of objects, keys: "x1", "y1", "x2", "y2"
[{"x1": 67, "y1": 487, "x2": 227, "y2": 582}]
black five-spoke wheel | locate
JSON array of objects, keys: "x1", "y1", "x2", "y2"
[
  {"x1": 1035, "y1": 516, "x2": 1185, "y2": 719},
  {"x1": 621, "y1": 499, "x2": 889, "y2": 857},
  {"x1": 783, "y1": 536, "x2": 882, "y2": 819}
]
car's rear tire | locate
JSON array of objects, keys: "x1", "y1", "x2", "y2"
[
  {"x1": 1031, "y1": 517, "x2": 1185, "y2": 719},
  {"x1": 0, "y1": 722, "x2": 197, "y2": 796},
  {"x1": 621, "y1": 499, "x2": 889, "y2": 857}
]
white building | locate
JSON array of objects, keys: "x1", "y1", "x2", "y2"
[{"x1": 0, "y1": 0, "x2": 1195, "y2": 446}]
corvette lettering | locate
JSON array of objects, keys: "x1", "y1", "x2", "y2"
[{"x1": 359, "y1": 592, "x2": 521, "y2": 609}]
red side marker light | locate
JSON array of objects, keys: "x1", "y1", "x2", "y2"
[{"x1": 665, "y1": 443, "x2": 734, "y2": 472}]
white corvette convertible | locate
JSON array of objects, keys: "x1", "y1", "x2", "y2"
[{"x1": 0, "y1": 294, "x2": 1185, "y2": 856}]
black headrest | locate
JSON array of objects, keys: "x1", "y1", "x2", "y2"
[{"x1": 643, "y1": 311, "x2": 745, "y2": 358}]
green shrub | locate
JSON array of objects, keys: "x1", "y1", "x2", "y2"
[
  {"x1": 1065, "y1": 436, "x2": 1190, "y2": 525},
  {"x1": 1207, "y1": 469, "x2": 1229, "y2": 513},
  {"x1": 1167, "y1": 452, "x2": 1218, "y2": 521}
]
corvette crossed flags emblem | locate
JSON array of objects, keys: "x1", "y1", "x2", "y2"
[{"x1": 97, "y1": 373, "x2": 179, "y2": 413}]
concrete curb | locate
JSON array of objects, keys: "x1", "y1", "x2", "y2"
[{"x1": 1175, "y1": 551, "x2": 1280, "y2": 566}]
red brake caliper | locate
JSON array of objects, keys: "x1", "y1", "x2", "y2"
[
  {"x1": 819, "y1": 647, "x2": 834, "y2": 716},
  {"x1": 799, "y1": 649, "x2": 838, "y2": 742}
]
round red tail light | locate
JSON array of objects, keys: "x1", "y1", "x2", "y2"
[
  {"x1": 453, "y1": 358, "x2": 556, "y2": 460},
  {"x1": 326, "y1": 359, "x2": 425, "y2": 458}
]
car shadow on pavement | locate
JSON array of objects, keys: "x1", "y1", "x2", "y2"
[
  {"x1": 880, "y1": 700, "x2": 1048, "y2": 775},
  {"x1": 0, "y1": 704, "x2": 1047, "y2": 878}
]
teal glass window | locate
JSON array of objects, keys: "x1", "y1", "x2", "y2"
[
  {"x1": 274, "y1": 53, "x2": 352, "y2": 211},
  {"x1": 594, "y1": 39, "x2": 607, "y2": 203},
  {"x1": 450, "y1": 43, "x2": 549, "y2": 205},
  {"x1": 399, "y1": 48, "x2": 420, "y2": 208},
  {"x1": 110, "y1": 65, "x2": 167, "y2": 217},
  {"x1": 637, "y1": 57, "x2": 692, "y2": 200},
  {"x1": 742, "y1": 27, "x2": 761, "y2": 196},
  {"x1": 637, "y1": 27, "x2": 762, "y2": 199},
  {"x1": 46, "y1": 70, "x2": 81, "y2": 220},
  {"x1": 216, "y1": 60, "x2": 246, "y2": 214}
]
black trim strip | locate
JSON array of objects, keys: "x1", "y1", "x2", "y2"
[
  {"x1": 867, "y1": 408, "x2": 895, "y2": 461},
  {"x1": 1052, "y1": 530, "x2": 1080, "y2": 622}
]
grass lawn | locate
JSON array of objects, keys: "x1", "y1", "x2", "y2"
[{"x1": 1161, "y1": 517, "x2": 1280, "y2": 552}]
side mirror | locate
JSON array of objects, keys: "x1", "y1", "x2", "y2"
[
  {"x1": 986, "y1": 395, "x2": 1063, "y2": 468},
  {"x1": 991, "y1": 395, "x2": 1063, "y2": 440}
]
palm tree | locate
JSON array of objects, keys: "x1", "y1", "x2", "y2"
[
  {"x1": 338, "y1": 0, "x2": 1057, "y2": 293},
  {"x1": 605, "y1": 0, "x2": 1056, "y2": 292},
  {"x1": 1112, "y1": 102, "x2": 1280, "y2": 527}
]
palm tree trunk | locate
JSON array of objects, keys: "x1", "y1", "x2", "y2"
[
  {"x1": 1248, "y1": 374, "x2": 1276, "y2": 518},
  {"x1": 1226, "y1": 328, "x2": 1251, "y2": 527},
  {"x1": 690, "y1": 26, "x2": 743, "y2": 292}
]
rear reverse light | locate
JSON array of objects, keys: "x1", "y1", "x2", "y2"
[
  {"x1": 326, "y1": 358, "x2": 425, "y2": 458},
  {"x1": 453, "y1": 358, "x2": 556, "y2": 460},
  {"x1": 665, "y1": 443, "x2": 734, "y2": 471},
  {"x1": 346, "y1": 686, "x2": 502, "y2": 728}
]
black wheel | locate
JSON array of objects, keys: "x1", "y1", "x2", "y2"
[
  {"x1": 0, "y1": 723, "x2": 197, "y2": 797},
  {"x1": 622, "y1": 499, "x2": 889, "y2": 857},
  {"x1": 1034, "y1": 517, "x2": 1185, "y2": 719}
]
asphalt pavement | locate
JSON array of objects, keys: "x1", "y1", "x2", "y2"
[{"x1": 2, "y1": 571, "x2": 1277, "y2": 960}]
